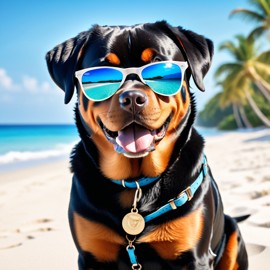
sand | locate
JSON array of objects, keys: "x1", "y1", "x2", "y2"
[{"x1": 0, "y1": 128, "x2": 270, "y2": 269}]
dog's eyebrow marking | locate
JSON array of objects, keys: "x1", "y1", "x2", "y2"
[
  {"x1": 106, "y1": 53, "x2": 121, "y2": 66},
  {"x1": 141, "y1": 48, "x2": 155, "y2": 63}
]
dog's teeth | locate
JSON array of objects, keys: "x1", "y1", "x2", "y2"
[{"x1": 157, "y1": 125, "x2": 165, "y2": 136}]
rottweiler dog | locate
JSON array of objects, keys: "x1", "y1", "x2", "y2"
[{"x1": 46, "y1": 21, "x2": 248, "y2": 269}]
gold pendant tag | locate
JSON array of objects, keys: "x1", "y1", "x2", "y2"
[{"x1": 122, "y1": 212, "x2": 145, "y2": 235}]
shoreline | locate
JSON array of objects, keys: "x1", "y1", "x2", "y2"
[
  {"x1": 0, "y1": 159, "x2": 70, "y2": 185},
  {"x1": 0, "y1": 153, "x2": 71, "y2": 175},
  {"x1": 0, "y1": 128, "x2": 270, "y2": 269}
]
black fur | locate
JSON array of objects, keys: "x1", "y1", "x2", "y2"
[{"x1": 46, "y1": 21, "x2": 213, "y2": 104}]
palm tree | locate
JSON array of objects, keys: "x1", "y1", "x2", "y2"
[
  {"x1": 215, "y1": 35, "x2": 270, "y2": 127},
  {"x1": 230, "y1": 0, "x2": 270, "y2": 39},
  {"x1": 217, "y1": 80, "x2": 252, "y2": 128},
  {"x1": 217, "y1": 35, "x2": 270, "y2": 99}
]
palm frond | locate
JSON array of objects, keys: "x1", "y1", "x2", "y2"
[
  {"x1": 219, "y1": 41, "x2": 238, "y2": 54},
  {"x1": 252, "y1": 63, "x2": 270, "y2": 92},
  {"x1": 255, "y1": 50, "x2": 270, "y2": 62},
  {"x1": 220, "y1": 35, "x2": 259, "y2": 62},
  {"x1": 230, "y1": 8, "x2": 265, "y2": 22},
  {"x1": 219, "y1": 37, "x2": 247, "y2": 61},
  {"x1": 254, "y1": 61, "x2": 270, "y2": 76},
  {"x1": 223, "y1": 69, "x2": 250, "y2": 91},
  {"x1": 219, "y1": 81, "x2": 247, "y2": 107},
  {"x1": 215, "y1": 63, "x2": 242, "y2": 79},
  {"x1": 236, "y1": 35, "x2": 256, "y2": 60},
  {"x1": 253, "y1": 0, "x2": 270, "y2": 15},
  {"x1": 249, "y1": 25, "x2": 269, "y2": 38}
]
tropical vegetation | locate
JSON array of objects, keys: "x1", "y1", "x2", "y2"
[
  {"x1": 198, "y1": 0, "x2": 270, "y2": 129},
  {"x1": 230, "y1": 0, "x2": 270, "y2": 39}
]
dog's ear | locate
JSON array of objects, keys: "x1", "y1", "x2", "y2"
[
  {"x1": 170, "y1": 27, "x2": 214, "y2": 91},
  {"x1": 45, "y1": 31, "x2": 90, "y2": 104}
]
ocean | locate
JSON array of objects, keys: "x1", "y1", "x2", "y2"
[
  {"x1": 0, "y1": 125, "x2": 79, "y2": 172},
  {"x1": 0, "y1": 124, "x2": 221, "y2": 172}
]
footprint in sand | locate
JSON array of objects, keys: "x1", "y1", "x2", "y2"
[
  {"x1": 0, "y1": 218, "x2": 54, "y2": 250},
  {"x1": 248, "y1": 212, "x2": 270, "y2": 228},
  {"x1": 227, "y1": 206, "x2": 255, "y2": 221},
  {"x1": 251, "y1": 189, "x2": 270, "y2": 199},
  {"x1": 18, "y1": 218, "x2": 54, "y2": 235},
  {"x1": 0, "y1": 234, "x2": 23, "y2": 250},
  {"x1": 262, "y1": 176, "x2": 270, "y2": 182},
  {"x1": 246, "y1": 243, "x2": 266, "y2": 256}
]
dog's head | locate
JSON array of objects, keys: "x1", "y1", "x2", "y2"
[{"x1": 46, "y1": 21, "x2": 213, "y2": 180}]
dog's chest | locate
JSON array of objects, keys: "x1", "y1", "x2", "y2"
[{"x1": 73, "y1": 206, "x2": 204, "y2": 262}]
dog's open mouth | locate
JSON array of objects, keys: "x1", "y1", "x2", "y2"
[{"x1": 100, "y1": 116, "x2": 171, "y2": 158}]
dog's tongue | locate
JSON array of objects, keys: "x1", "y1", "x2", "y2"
[{"x1": 116, "y1": 124, "x2": 154, "y2": 153}]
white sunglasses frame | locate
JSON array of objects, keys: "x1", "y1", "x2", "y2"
[{"x1": 75, "y1": 61, "x2": 188, "y2": 101}]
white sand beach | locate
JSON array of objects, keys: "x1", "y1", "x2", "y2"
[{"x1": 0, "y1": 128, "x2": 270, "y2": 269}]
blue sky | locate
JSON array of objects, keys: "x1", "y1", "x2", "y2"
[{"x1": 0, "y1": 0, "x2": 252, "y2": 124}]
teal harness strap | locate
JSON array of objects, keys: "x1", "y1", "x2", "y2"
[
  {"x1": 127, "y1": 246, "x2": 138, "y2": 265},
  {"x1": 144, "y1": 156, "x2": 207, "y2": 222}
]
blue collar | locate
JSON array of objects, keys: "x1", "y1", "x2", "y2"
[{"x1": 111, "y1": 175, "x2": 160, "y2": 188}]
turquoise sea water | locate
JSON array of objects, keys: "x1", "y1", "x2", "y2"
[
  {"x1": 0, "y1": 124, "x2": 221, "y2": 172},
  {"x1": 0, "y1": 125, "x2": 79, "y2": 171}
]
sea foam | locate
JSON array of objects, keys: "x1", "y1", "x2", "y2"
[{"x1": 0, "y1": 142, "x2": 76, "y2": 165}]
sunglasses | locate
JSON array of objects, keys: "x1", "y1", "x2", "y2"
[{"x1": 75, "y1": 61, "x2": 188, "y2": 102}]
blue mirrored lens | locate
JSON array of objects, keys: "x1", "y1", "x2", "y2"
[
  {"x1": 81, "y1": 68, "x2": 122, "y2": 101},
  {"x1": 141, "y1": 63, "x2": 182, "y2": 95}
]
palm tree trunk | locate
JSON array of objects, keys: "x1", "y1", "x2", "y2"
[
  {"x1": 239, "y1": 104, "x2": 253, "y2": 128},
  {"x1": 232, "y1": 103, "x2": 245, "y2": 128},
  {"x1": 248, "y1": 67, "x2": 270, "y2": 101},
  {"x1": 245, "y1": 90, "x2": 270, "y2": 127},
  {"x1": 254, "y1": 80, "x2": 270, "y2": 102}
]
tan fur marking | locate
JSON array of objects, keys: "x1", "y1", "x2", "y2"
[
  {"x1": 73, "y1": 212, "x2": 124, "y2": 262},
  {"x1": 216, "y1": 231, "x2": 239, "y2": 270},
  {"x1": 141, "y1": 48, "x2": 155, "y2": 63},
  {"x1": 119, "y1": 189, "x2": 136, "y2": 208},
  {"x1": 139, "y1": 207, "x2": 204, "y2": 260},
  {"x1": 106, "y1": 53, "x2": 121, "y2": 66}
]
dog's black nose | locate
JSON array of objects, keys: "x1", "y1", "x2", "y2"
[{"x1": 119, "y1": 90, "x2": 147, "y2": 113}]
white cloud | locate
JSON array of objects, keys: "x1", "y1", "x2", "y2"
[
  {"x1": 0, "y1": 68, "x2": 14, "y2": 89},
  {"x1": 23, "y1": 76, "x2": 56, "y2": 93},
  {"x1": 0, "y1": 67, "x2": 56, "y2": 93},
  {"x1": 23, "y1": 75, "x2": 38, "y2": 92},
  {"x1": 40, "y1": 81, "x2": 51, "y2": 92}
]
